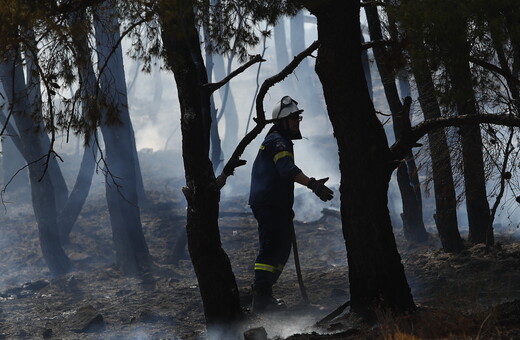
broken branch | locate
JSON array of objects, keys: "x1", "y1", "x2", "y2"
[{"x1": 204, "y1": 54, "x2": 265, "y2": 95}]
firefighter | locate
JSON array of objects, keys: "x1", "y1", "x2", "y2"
[{"x1": 249, "y1": 95, "x2": 334, "y2": 313}]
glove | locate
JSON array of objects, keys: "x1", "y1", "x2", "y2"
[{"x1": 307, "y1": 177, "x2": 334, "y2": 202}]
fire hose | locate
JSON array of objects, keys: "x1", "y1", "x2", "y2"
[{"x1": 290, "y1": 221, "x2": 309, "y2": 304}]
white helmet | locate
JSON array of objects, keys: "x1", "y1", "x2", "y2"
[{"x1": 271, "y1": 96, "x2": 304, "y2": 120}]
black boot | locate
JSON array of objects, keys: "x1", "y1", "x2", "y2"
[{"x1": 251, "y1": 285, "x2": 286, "y2": 314}]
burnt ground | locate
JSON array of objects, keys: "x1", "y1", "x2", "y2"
[{"x1": 1, "y1": 154, "x2": 520, "y2": 339}]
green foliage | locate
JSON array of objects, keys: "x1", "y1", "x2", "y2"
[
  {"x1": 0, "y1": 0, "x2": 302, "y2": 139},
  {"x1": 195, "y1": 0, "x2": 302, "y2": 61},
  {"x1": 396, "y1": 0, "x2": 520, "y2": 114}
]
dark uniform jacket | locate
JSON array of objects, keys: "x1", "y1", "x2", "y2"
[{"x1": 248, "y1": 125, "x2": 302, "y2": 209}]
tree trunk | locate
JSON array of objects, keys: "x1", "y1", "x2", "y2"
[
  {"x1": 58, "y1": 10, "x2": 101, "y2": 243},
  {"x1": 1, "y1": 136, "x2": 28, "y2": 192},
  {"x1": 291, "y1": 10, "x2": 315, "y2": 100},
  {"x1": 412, "y1": 61, "x2": 464, "y2": 252},
  {"x1": 304, "y1": 1, "x2": 415, "y2": 315},
  {"x1": 213, "y1": 54, "x2": 239, "y2": 157},
  {"x1": 204, "y1": 24, "x2": 224, "y2": 171},
  {"x1": 398, "y1": 12, "x2": 464, "y2": 252},
  {"x1": 444, "y1": 23, "x2": 491, "y2": 245},
  {"x1": 159, "y1": 0, "x2": 242, "y2": 333},
  {"x1": 274, "y1": 18, "x2": 291, "y2": 72},
  {"x1": 58, "y1": 140, "x2": 97, "y2": 243},
  {"x1": 360, "y1": 33, "x2": 373, "y2": 100},
  {"x1": 93, "y1": 0, "x2": 150, "y2": 276},
  {"x1": 0, "y1": 56, "x2": 70, "y2": 275},
  {"x1": 365, "y1": 5, "x2": 427, "y2": 243},
  {"x1": 24, "y1": 31, "x2": 70, "y2": 214}
]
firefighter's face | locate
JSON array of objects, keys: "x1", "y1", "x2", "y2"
[{"x1": 287, "y1": 114, "x2": 302, "y2": 134}]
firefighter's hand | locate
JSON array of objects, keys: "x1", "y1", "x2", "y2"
[{"x1": 307, "y1": 177, "x2": 334, "y2": 202}]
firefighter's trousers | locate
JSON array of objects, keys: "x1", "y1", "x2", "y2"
[{"x1": 251, "y1": 205, "x2": 293, "y2": 295}]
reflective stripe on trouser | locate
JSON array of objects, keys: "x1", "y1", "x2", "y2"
[
  {"x1": 251, "y1": 205, "x2": 293, "y2": 294},
  {"x1": 254, "y1": 263, "x2": 284, "y2": 273}
]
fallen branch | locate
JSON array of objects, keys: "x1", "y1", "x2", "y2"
[{"x1": 316, "y1": 300, "x2": 351, "y2": 326}]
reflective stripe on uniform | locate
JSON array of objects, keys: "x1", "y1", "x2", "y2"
[
  {"x1": 254, "y1": 263, "x2": 277, "y2": 273},
  {"x1": 273, "y1": 151, "x2": 293, "y2": 163},
  {"x1": 254, "y1": 263, "x2": 284, "y2": 273},
  {"x1": 259, "y1": 145, "x2": 265, "y2": 150}
]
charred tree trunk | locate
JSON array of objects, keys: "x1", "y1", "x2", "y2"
[
  {"x1": 412, "y1": 62, "x2": 464, "y2": 252},
  {"x1": 159, "y1": 0, "x2": 242, "y2": 332},
  {"x1": 304, "y1": 1, "x2": 415, "y2": 315},
  {"x1": 444, "y1": 21, "x2": 491, "y2": 245},
  {"x1": 411, "y1": 59, "x2": 463, "y2": 251},
  {"x1": 365, "y1": 5, "x2": 427, "y2": 243},
  {"x1": 398, "y1": 11, "x2": 464, "y2": 252}
]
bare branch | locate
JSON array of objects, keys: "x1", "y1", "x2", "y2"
[
  {"x1": 1, "y1": 154, "x2": 46, "y2": 195},
  {"x1": 205, "y1": 54, "x2": 265, "y2": 95},
  {"x1": 216, "y1": 40, "x2": 321, "y2": 188},
  {"x1": 391, "y1": 113, "x2": 520, "y2": 163},
  {"x1": 0, "y1": 111, "x2": 23, "y2": 154},
  {"x1": 469, "y1": 56, "x2": 520, "y2": 87},
  {"x1": 95, "y1": 16, "x2": 150, "y2": 95},
  {"x1": 256, "y1": 40, "x2": 321, "y2": 122}
]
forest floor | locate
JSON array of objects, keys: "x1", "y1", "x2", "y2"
[{"x1": 1, "y1": 152, "x2": 520, "y2": 339}]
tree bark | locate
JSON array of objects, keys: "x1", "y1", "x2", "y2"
[
  {"x1": 0, "y1": 55, "x2": 71, "y2": 275},
  {"x1": 304, "y1": 0, "x2": 415, "y2": 315},
  {"x1": 1, "y1": 136, "x2": 28, "y2": 192},
  {"x1": 212, "y1": 53, "x2": 239, "y2": 158},
  {"x1": 365, "y1": 5, "x2": 427, "y2": 243},
  {"x1": 411, "y1": 60, "x2": 464, "y2": 252},
  {"x1": 24, "y1": 31, "x2": 70, "y2": 214},
  {"x1": 159, "y1": 0, "x2": 242, "y2": 332},
  {"x1": 93, "y1": 0, "x2": 151, "y2": 276},
  {"x1": 203, "y1": 21, "x2": 224, "y2": 172},
  {"x1": 396, "y1": 5, "x2": 464, "y2": 252},
  {"x1": 57, "y1": 10, "x2": 99, "y2": 243},
  {"x1": 360, "y1": 33, "x2": 373, "y2": 100},
  {"x1": 57, "y1": 142, "x2": 97, "y2": 243},
  {"x1": 444, "y1": 21, "x2": 491, "y2": 245}
]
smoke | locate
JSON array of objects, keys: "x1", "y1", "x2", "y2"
[{"x1": 241, "y1": 310, "x2": 349, "y2": 340}]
